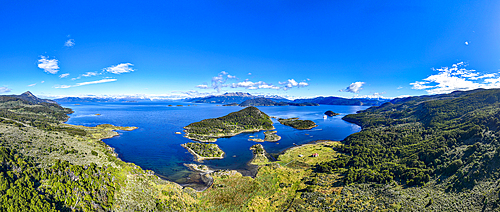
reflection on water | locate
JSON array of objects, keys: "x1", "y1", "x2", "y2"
[{"x1": 61, "y1": 102, "x2": 368, "y2": 186}]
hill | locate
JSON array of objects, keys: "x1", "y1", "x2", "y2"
[
  {"x1": 4, "y1": 91, "x2": 56, "y2": 104},
  {"x1": 0, "y1": 92, "x2": 198, "y2": 211},
  {"x1": 311, "y1": 88, "x2": 500, "y2": 210},
  {"x1": 184, "y1": 107, "x2": 274, "y2": 142}
]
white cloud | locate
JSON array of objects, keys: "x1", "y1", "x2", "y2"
[
  {"x1": 59, "y1": 73, "x2": 70, "y2": 78},
  {"x1": 196, "y1": 84, "x2": 209, "y2": 89},
  {"x1": 340, "y1": 82, "x2": 365, "y2": 93},
  {"x1": 465, "y1": 41, "x2": 469, "y2": 45},
  {"x1": 397, "y1": 86, "x2": 403, "y2": 89},
  {"x1": 0, "y1": 87, "x2": 11, "y2": 93},
  {"x1": 258, "y1": 84, "x2": 281, "y2": 89},
  {"x1": 411, "y1": 62, "x2": 500, "y2": 94},
  {"x1": 28, "y1": 83, "x2": 36, "y2": 87},
  {"x1": 55, "y1": 78, "x2": 117, "y2": 89},
  {"x1": 197, "y1": 72, "x2": 308, "y2": 92},
  {"x1": 64, "y1": 39, "x2": 75, "y2": 47},
  {"x1": 103, "y1": 63, "x2": 135, "y2": 74},
  {"x1": 82, "y1": 72, "x2": 98, "y2": 77},
  {"x1": 38, "y1": 56, "x2": 59, "y2": 74},
  {"x1": 279, "y1": 79, "x2": 309, "y2": 90},
  {"x1": 41, "y1": 81, "x2": 45, "y2": 83}
]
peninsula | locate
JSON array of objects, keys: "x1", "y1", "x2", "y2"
[
  {"x1": 183, "y1": 107, "x2": 274, "y2": 142},
  {"x1": 278, "y1": 118, "x2": 317, "y2": 130}
]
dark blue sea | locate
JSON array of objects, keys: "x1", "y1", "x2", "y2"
[{"x1": 60, "y1": 102, "x2": 367, "y2": 187}]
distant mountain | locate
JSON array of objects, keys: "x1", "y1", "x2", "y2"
[
  {"x1": 292, "y1": 96, "x2": 389, "y2": 106},
  {"x1": 186, "y1": 92, "x2": 288, "y2": 104},
  {"x1": 238, "y1": 97, "x2": 318, "y2": 106},
  {"x1": 54, "y1": 96, "x2": 153, "y2": 103},
  {"x1": 3, "y1": 91, "x2": 56, "y2": 104}
]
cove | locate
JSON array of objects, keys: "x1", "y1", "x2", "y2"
[{"x1": 60, "y1": 102, "x2": 367, "y2": 188}]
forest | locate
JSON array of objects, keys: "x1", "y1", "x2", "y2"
[{"x1": 316, "y1": 89, "x2": 500, "y2": 200}]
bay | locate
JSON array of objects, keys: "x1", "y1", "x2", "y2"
[{"x1": 60, "y1": 102, "x2": 368, "y2": 187}]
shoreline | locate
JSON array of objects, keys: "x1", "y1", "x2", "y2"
[{"x1": 183, "y1": 126, "x2": 275, "y2": 142}]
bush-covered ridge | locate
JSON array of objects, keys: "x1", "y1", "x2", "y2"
[{"x1": 184, "y1": 107, "x2": 274, "y2": 142}]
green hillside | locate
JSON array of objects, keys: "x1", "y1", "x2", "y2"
[{"x1": 313, "y1": 88, "x2": 500, "y2": 210}]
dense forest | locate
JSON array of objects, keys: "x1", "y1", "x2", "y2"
[
  {"x1": 184, "y1": 107, "x2": 274, "y2": 142},
  {"x1": 278, "y1": 118, "x2": 317, "y2": 130}
]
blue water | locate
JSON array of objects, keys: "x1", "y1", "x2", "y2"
[{"x1": 61, "y1": 102, "x2": 367, "y2": 185}]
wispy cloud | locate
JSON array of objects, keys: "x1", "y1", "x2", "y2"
[
  {"x1": 231, "y1": 80, "x2": 280, "y2": 90},
  {"x1": 55, "y1": 78, "x2": 117, "y2": 89},
  {"x1": 59, "y1": 73, "x2": 70, "y2": 78},
  {"x1": 28, "y1": 83, "x2": 37, "y2": 87},
  {"x1": 103, "y1": 63, "x2": 135, "y2": 74},
  {"x1": 38, "y1": 56, "x2": 59, "y2": 74},
  {"x1": 340, "y1": 82, "x2": 365, "y2": 93},
  {"x1": 82, "y1": 72, "x2": 98, "y2": 77},
  {"x1": 0, "y1": 87, "x2": 11, "y2": 93},
  {"x1": 411, "y1": 62, "x2": 500, "y2": 94},
  {"x1": 64, "y1": 39, "x2": 75, "y2": 47}
]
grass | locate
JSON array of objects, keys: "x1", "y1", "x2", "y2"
[{"x1": 278, "y1": 141, "x2": 341, "y2": 165}]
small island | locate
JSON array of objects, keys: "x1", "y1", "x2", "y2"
[
  {"x1": 184, "y1": 107, "x2": 274, "y2": 142},
  {"x1": 324, "y1": 110, "x2": 340, "y2": 117},
  {"x1": 278, "y1": 118, "x2": 317, "y2": 130},
  {"x1": 181, "y1": 142, "x2": 225, "y2": 161},
  {"x1": 264, "y1": 130, "x2": 281, "y2": 142}
]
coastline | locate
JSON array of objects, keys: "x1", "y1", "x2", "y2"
[{"x1": 183, "y1": 126, "x2": 275, "y2": 142}]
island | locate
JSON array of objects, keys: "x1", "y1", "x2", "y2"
[
  {"x1": 181, "y1": 142, "x2": 225, "y2": 161},
  {"x1": 278, "y1": 118, "x2": 317, "y2": 129},
  {"x1": 324, "y1": 110, "x2": 340, "y2": 116},
  {"x1": 264, "y1": 130, "x2": 281, "y2": 142},
  {"x1": 183, "y1": 106, "x2": 274, "y2": 142},
  {"x1": 222, "y1": 103, "x2": 239, "y2": 106}
]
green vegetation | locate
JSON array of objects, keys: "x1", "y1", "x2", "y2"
[
  {"x1": 184, "y1": 107, "x2": 274, "y2": 142},
  {"x1": 310, "y1": 88, "x2": 500, "y2": 210},
  {"x1": 263, "y1": 130, "x2": 281, "y2": 142},
  {"x1": 182, "y1": 142, "x2": 224, "y2": 161},
  {"x1": 249, "y1": 144, "x2": 269, "y2": 165},
  {"x1": 324, "y1": 110, "x2": 340, "y2": 116},
  {"x1": 0, "y1": 93, "x2": 199, "y2": 211},
  {"x1": 278, "y1": 117, "x2": 317, "y2": 129}
]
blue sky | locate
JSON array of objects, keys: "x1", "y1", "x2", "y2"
[{"x1": 1, "y1": 1, "x2": 500, "y2": 99}]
